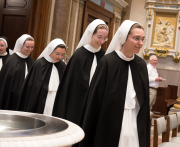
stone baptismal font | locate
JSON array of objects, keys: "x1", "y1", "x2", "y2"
[{"x1": 0, "y1": 110, "x2": 84, "y2": 147}]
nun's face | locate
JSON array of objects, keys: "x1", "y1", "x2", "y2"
[
  {"x1": 89, "y1": 29, "x2": 108, "y2": 49},
  {"x1": 124, "y1": 28, "x2": 145, "y2": 55},
  {"x1": 20, "y1": 41, "x2": 34, "y2": 56},
  {"x1": 0, "y1": 40, "x2": 7, "y2": 54},
  {"x1": 50, "y1": 47, "x2": 66, "y2": 62}
]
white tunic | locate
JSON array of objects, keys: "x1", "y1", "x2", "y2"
[
  {"x1": 43, "y1": 55, "x2": 60, "y2": 116},
  {"x1": 0, "y1": 52, "x2": 7, "y2": 71},
  {"x1": 83, "y1": 44, "x2": 101, "y2": 85},
  {"x1": 16, "y1": 52, "x2": 28, "y2": 78},
  {"x1": 115, "y1": 50, "x2": 140, "y2": 147}
]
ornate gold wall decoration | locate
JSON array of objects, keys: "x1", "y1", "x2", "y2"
[
  {"x1": 144, "y1": 48, "x2": 149, "y2": 56},
  {"x1": 151, "y1": 12, "x2": 178, "y2": 50},
  {"x1": 148, "y1": 16, "x2": 152, "y2": 20},
  {"x1": 174, "y1": 98, "x2": 180, "y2": 109},
  {"x1": 154, "y1": 47, "x2": 169, "y2": 57},
  {"x1": 174, "y1": 51, "x2": 180, "y2": 62},
  {"x1": 149, "y1": 9, "x2": 152, "y2": 16},
  {"x1": 144, "y1": 1, "x2": 180, "y2": 61},
  {"x1": 143, "y1": 48, "x2": 150, "y2": 59}
]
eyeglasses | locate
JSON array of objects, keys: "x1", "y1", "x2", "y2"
[
  {"x1": 131, "y1": 37, "x2": 146, "y2": 43},
  {"x1": 56, "y1": 53, "x2": 65, "y2": 57},
  {"x1": 96, "y1": 35, "x2": 108, "y2": 41}
]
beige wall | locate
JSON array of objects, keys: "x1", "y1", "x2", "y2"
[{"x1": 129, "y1": 0, "x2": 146, "y2": 58}]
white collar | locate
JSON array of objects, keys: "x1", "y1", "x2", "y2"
[
  {"x1": 115, "y1": 50, "x2": 134, "y2": 61},
  {"x1": 84, "y1": 44, "x2": 101, "y2": 53},
  {"x1": 44, "y1": 55, "x2": 56, "y2": 63},
  {"x1": 16, "y1": 52, "x2": 28, "y2": 59},
  {"x1": 0, "y1": 52, "x2": 7, "y2": 56}
]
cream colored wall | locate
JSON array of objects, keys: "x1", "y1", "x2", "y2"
[{"x1": 129, "y1": 0, "x2": 146, "y2": 58}]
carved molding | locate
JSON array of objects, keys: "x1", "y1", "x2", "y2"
[
  {"x1": 146, "y1": 0, "x2": 180, "y2": 4},
  {"x1": 108, "y1": 0, "x2": 128, "y2": 8},
  {"x1": 114, "y1": 5, "x2": 121, "y2": 13},
  {"x1": 114, "y1": 11, "x2": 121, "y2": 19},
  {"x1": 115, "y1": 0, "x2": 128, "y2": 7},
  {"x1": 6, "y1": 0, "x2": 27, "y2": 8}
]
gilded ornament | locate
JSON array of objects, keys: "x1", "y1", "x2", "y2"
[
  {"x1": 173, "y1": 51, "x2": 180, "y2": 62},
  {"x1": 154, "y1": 47, "x2": 169, "y2": 57},
  {"x1": 143, "y1": 48, "x2": 150, "y2": 59},
  {"x1": 173, "y1": 98, "x2": 180, "y2": 109}
]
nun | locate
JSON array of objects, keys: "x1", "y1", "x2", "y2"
[
  {"x1": 0, "y1": 36, "x2": 10, "y2": 71},
  {"x1": 52, "y1": 19, "x2": 109, "y2": 126},
  {"x1": 17, "y1": 38, "x2": 67, "y2": 116},
  {"x1": 79, "y1": 20, "x2": 150, "y2": 147},
  {"x1": 0, "y1": 34, "x2": 35, "y2": 110}
]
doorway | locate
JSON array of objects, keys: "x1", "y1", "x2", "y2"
[
  {"x1": 0, "y1": 0, "x2": 50, "y2": 59},
  {"x1": 0, "y1": 0, "x2": 32, "y2": 50}
]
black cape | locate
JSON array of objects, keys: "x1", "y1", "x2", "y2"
[
  {"x1": 17, "y1": 57, "x2": 66, "y2": 113},
  {"x1": 52, "y1": 46, "x2": 105, "y2": 125},
  {"x1": 0, "y1": 54, "x2": 10, "y2": 68},
  {"x1": 0, "y1": 53, "x2": 34, "y2": 110},
  {"x1": 79, "y1": 51, "x2": 150, "y2": 147}
]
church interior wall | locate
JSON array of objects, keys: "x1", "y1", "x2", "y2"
[
  {"x1": 36, "y1": 0, "x2": 180, "y2": 94},
  {"x1": 90, "y1": 0, "x2": 101, "y2": 5},
  {"x1": 43, "y1": 0, "x2": 86, "y2": 61},
  {"x1": 129, "y1": 0, "x2": 147, "y2": 58},
  {"x1": 120, "y1": 0, "x2": 132, "y2": 23},
  {"x1": 44, "y1": 0, "x2": 125, "y2": 61},
  {"x1": 90, "y1": 0, "x2": 115, "y2": 13}
]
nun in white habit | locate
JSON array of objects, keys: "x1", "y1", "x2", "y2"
[
  {"x1": 79, "y1": 20, "x2": 150, "y2": 147},
  {"x1": 17, "y1": 38, "x2": 67, "y2": 116},
  {"x1": 0, "y1": 37, "x2": 10, "y2": 71},
  {"x1": 52, "y1": 19, "x2": 109, "y2": 126},
  {"x1": 0, "y1": 34, "x2": 35, "y2": 110}
]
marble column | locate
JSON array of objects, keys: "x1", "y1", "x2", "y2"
[
  {"x1": 74, "y1": 1, "x2": 85, "y2": 55},
  {"x1": 113, "y1": 5, "x2": 121, "y2": 35},
  {"x1": 51, "y1": 0, "x2": 72, "y2": 47},
  {"x1": 67, "y1": 0, "x2": 85, "y2": 60},
  {"x1": 121, "y1": 0, "x2": 132, "y2": 23},
  {"x1": 66, "y1": 0, "x2": 79, "y2": 59},
  {"x1": 113, "y1": 12, "x2": 121, "y2": 35},
  {"x1": 51, "y1": 0, "x2": 85, "y2": 62}
]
